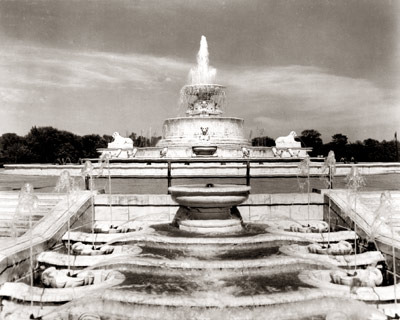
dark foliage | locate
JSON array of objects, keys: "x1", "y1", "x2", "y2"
[
  {"x1": 251, "y1": 129, "x2": 399, "y2": 162},
  {"x1": 0, "y1": 126, "x2": 163, "y2": 164},
  {"x1": 1, "y1": 126, "x2": 399, "y2": 164}
]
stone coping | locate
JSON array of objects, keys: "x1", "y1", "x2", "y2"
[
  {"x1": 4, "y1": 162, "x2": 400, "y2": 177},
  {"x1": 78, "y1": 287, "x2": 358, "y2": 310},
  {"x1": 265, "y1": 226, "x2": 357, "y2": 243},
  {"x1": 38, "y1": 253, "x2": 328, "y2": 272},
  {"x1": 62, "y1": 229, "x2": 314, "y2": 245},
  {"x1": 180, "y1": 219, "x2": 240, "y2": 227},
  {"x1": 93, "y1": 192, "x2": 324, "y2": 206},
  {"x1": 327, "y1": 190, "x2": 400, "y2": 242},
  {"x1": 0, "y1": 270, "x2": 125, "y2": 302},
  {"x1": 299, "y1": 269, "x2": 400, "y2": 302},
  {"x1": 39, "y1": 295, "x2": 386, "y2": 320},
  {"x1": 38, "y1": 245, "x2": 142, "y2": 267},
  {"x1": 280, "y1": 244, "x2": 385, "y2": 267},
  {"x1": 168, "y1": 184, "x2": 251, "y2": 195},
  {"x1": 0, "y1": 191, "x2": 93, "y2": 284}
]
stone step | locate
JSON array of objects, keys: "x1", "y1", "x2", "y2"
[
  {"x1": 0, "y1": 205, "x2": 54, "y2": 212},
  {"x1": 0, "y1": 192, "x2": 64, "y2": 199},
  {"x1": 0, "y1": 227, "x2": 28, "y2": 237},
  {"x1": 0, "y1": 215, "x2": 44, "y2": 223},
  {"x1": 0, "y1": 198, "x2": 60, "y2": 206}
]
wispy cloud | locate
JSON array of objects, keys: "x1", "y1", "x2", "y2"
[
  {"x1": 218, "y1": 65, "x2": 399, "y2": 139},
  {"x1": 0, "y1": 43, "x2": 190, "y2": 94},
  {"x1": 0, "y1": 42, "x2": 398, "y2": 140}
]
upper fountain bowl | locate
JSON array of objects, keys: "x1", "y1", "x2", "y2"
[{"x1": 168, "y1": 184, "x2": 251, "y2": 208}]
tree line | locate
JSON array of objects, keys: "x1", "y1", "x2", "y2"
[
  {"x1": 0, "y1": 126, "x2": 161, "y2": 164},
  {"x1": 252, "y1": 129, "x2": 399, "y2": 162},
  {"x1": 0, "y1": 127, "x2": 398, "y2": 164}
]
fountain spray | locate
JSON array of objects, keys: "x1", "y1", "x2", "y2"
[
  {"x1": 345, "y1": 166, "x2": 366, "y2": 273},
  {"x1": 55, "y1": 170, "x2": 75, "y2": 271},
  {"x1": 16, "y1": 183, "x2": 38, "y2": 307},
  {"x1": 81, "y1": 161, "x2": 95, "y2": 247},
  {"x1": 189, "y1": 35, "x2": 217, "y2": 85},
  {"x1": 321, "y1": 151, "x2": 336, "y2": 246},
  {"x1": 298, "y1": 156, "x2": 311, "y2": 223},
  {"x1": 99, "y1": 153, "x2": 113, "y2": 226},
  {"x1": 371, "y1": 191, "x2": 397, "y2": 307}
]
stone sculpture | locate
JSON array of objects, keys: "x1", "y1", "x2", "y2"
[
  {"x1": 108, "y1": 132, "x2": 134, "y2": 149},
  {"x1": 330, "y1": 266, "x2": 383, "y2": 287},
  {"x1": 308, "y1": 240, "x2": 353, "y2": 255},
  {"x1": 275, "y1": 131, "x2": 301, "y2": 148},
  {"x1": 160, "y1": 147, "x2": 168, "y2": 158},
  {"x1": 71, "y1": 242, "x2": 114, "y2": 255},
  {"x1": 241, "y1": 147, "x2": 250, "y2": 158},
  {"x1": 100, "y1": 132, "x2": 135, "y2": 158},
  {"x1": 290, "y1": 221, "x2": 329, "y2": 233},
  {"x1": 41, "y1": 267, "x2": 94, "y2": 288}
]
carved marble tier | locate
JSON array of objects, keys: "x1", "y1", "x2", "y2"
[{"x1": 157, "y1": 117, "x2": 250, "y2": 147}]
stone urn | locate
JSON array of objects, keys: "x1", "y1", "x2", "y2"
[{"x1": 168, "y1": 183, "x2": 250, "y2": 234}]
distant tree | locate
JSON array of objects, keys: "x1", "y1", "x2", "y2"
[
  {"x1": 252, "y1": 136, "x2": 275, "y2": 147},
  {"x1": 25, "y1": 126, "x2": 82, "y2": 163},
  {"x1": 327, "y1": 133, "x2": 349, "y2": 161},
  {"x1": 331, "y1": 134, "x2": 348, "y2": 146},
  {"x1": 102, "y1": 134, "x2": 113, "y2": 144},
  {"x1": 81, "y1": 134, "x2": 107, "y2": 159},
  {"x1": 150, "y1": 136, "x2": 162, "y2": 147},
  {"x1": 0, "y1": 133, "x2": 33, "y2": 163},
  {"x1": 298, "y1": 130, "x2": 323, "y2": 157}
]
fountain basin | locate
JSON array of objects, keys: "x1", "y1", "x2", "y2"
[
  {"x1": 169, "y1": 184, "x2": 250, "y2": 208},
  {"x1": 299, "y1": 269, "x2": 397, "y2": 302},
  {"x1": 179, "y1": 219, "x2": 242, "y2": 233},
  {"x1": 192, "y1": 145, "x2": 217, "y2": 156},
  {"x1": 0, "y1": 270, "x2": 125, "y2": 303}
]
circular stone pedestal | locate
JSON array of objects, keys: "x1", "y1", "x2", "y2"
[{"x1": 179, "y1": 219, "x2": 242, "y2": 234}]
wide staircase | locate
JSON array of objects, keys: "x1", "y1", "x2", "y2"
[{"x1": 0, "y1": 192, "x2": 64, "y2": 238}]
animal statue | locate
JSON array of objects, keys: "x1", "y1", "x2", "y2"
[
  {"x1": 241, "y1": 147, "x2": 250, "y2": 158},
  {"x1": 275, "y1": 131, "x2": 301, "y2": 148},
  {"x1": 290, "y1": 221, "x2": 329, "y2": 233},
  {"x1": 108, "y1": 132, "x2": 134, "y2": 149},
  {"x1": 330, "y1": 266, "x2": 383, "y2": 287},
  {"x1": 41, "y1": 267, "x2": 94, "y2": 288},
  {"x1": 160, "y1": 147, "x2": 168, "y2": 158},
  {"x1": 308, "y1": 240, "x2": 353, "y2": 255}
]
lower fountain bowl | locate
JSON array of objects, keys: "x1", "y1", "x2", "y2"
[
  {"x1": 179, "y1": 219, "x2": 242, "y2": 234},
  {"x1": 169, "y1": 184, "x2": 251, "y2": 208},
  {"x1": 192, "y1": 146, "x2": 218, "y2": 156}
]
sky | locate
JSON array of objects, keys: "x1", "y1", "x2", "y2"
[{"x1": 0, "y1": 0, "x2": 399, "y2": 143}]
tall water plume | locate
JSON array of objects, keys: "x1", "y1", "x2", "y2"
[{"x1": 189, "y1": 36, "x2": 217, "y2": 84}]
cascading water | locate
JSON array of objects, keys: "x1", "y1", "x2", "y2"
[{"x1": 189, "y1": 35, "x2": 216, "y2": 85}]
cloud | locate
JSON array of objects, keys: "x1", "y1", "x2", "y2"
[
  {"x1": 218, "y1": 65, "x2": 400, "y2": 139},
  {"x1": 0, "y1": 43, "x2": 191, "y2": 92}
]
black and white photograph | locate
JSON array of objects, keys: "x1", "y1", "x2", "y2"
[{"x1": 0, "y1": 1, "x2": 399, "y2": 319}]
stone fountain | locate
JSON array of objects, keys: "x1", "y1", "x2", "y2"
[
  {"x1": 99, "y1": 35, "x2": 309, "y2": 159},
  {"x1": 0, "y1": 36, "x2": 394, "y2": 320},
  {"x1": 169, "y1": 183, "x2": 251, "y2": 233}
]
